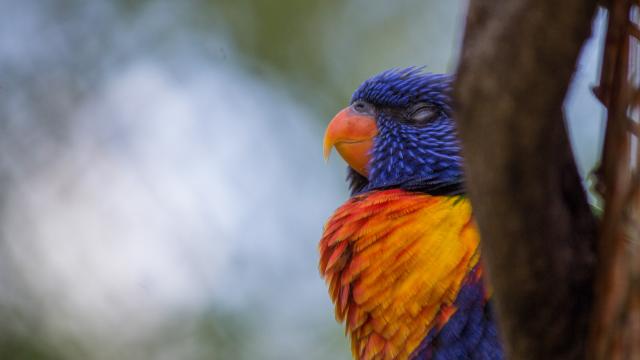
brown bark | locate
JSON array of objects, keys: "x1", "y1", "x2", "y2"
[
  {"x1": 589, "y1": 0, "x2": 640, "y2": 358},
  {"x1": 453, "y1": 1, "x2": 599, "y2": 359}
]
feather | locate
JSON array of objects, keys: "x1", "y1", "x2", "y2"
[{"x1": 319, "y1": 189, "x2": 485, "y2": 359}]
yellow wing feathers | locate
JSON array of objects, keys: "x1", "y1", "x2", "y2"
[{"x1": 319, "y1": 189, "x2": 480, "y2": 360}]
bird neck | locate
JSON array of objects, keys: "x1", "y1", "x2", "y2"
[{"x1": 364, "y1": 117, "x2": 463, "y2": 193}]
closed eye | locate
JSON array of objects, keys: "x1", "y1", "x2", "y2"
[{"x1": 407, "y1": 104, "x2": 438, "y2": 125}]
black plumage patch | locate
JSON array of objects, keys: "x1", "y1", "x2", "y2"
[{"x1": 346, "y1": 167, "x2": 369, "y2": 195}]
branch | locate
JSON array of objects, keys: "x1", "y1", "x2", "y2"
[
  {"x1": 589, "y1": 0, "x2": 640, "y2": 357},
  {"x1": 453, "y1": 1, "x2": 599, "y2": 359}
]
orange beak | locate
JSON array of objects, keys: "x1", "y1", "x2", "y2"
[{"x1": 323, "y1": 107, "x2": 377, "y2": 177}]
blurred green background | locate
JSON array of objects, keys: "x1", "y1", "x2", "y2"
[{"x1": 0, "y1": 1, "x2": 604, "y2": 359}]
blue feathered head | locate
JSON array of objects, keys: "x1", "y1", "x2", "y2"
[{"x1": 323, "y1": 67, "x2": 463, "y2": 195}]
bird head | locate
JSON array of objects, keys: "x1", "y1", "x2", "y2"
[{"x1": 323, "y1": 67, "x2": 463, "y2": 195}]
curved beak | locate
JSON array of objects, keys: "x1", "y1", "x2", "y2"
[{"x1": 323, "y1": 107, "x2": 377, "y2": 177}]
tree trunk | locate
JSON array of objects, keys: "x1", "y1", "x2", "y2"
[
  {"x1": 588, "y1": 0, "x2": 640, "y2": 357},
  {"x1": 453, "y1": 1, "x2": 599, "y2": 359}
]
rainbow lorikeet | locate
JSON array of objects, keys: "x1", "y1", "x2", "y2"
[{"x1": 320, "y1": 68, "x2": 503, "y2": 360}]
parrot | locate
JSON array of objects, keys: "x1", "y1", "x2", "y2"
[{"x1": 319, "y1": 68, "x2": 503, "y2": 360}]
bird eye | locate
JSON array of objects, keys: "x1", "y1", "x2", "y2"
[
  {"x1": 351, "y1": 100, "x2": 375, "y2": 116},
  {"x1": 408, "y1": 104, "x2": 438, "y2": 124}
]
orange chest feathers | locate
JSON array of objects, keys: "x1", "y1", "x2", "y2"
[{"x1": 319, "y1": 189, "x2": 481, "y2": 360}]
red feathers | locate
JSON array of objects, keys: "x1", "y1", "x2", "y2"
[{"x1": 319, "y1": 189, "x2": 481, "y2": 360}]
